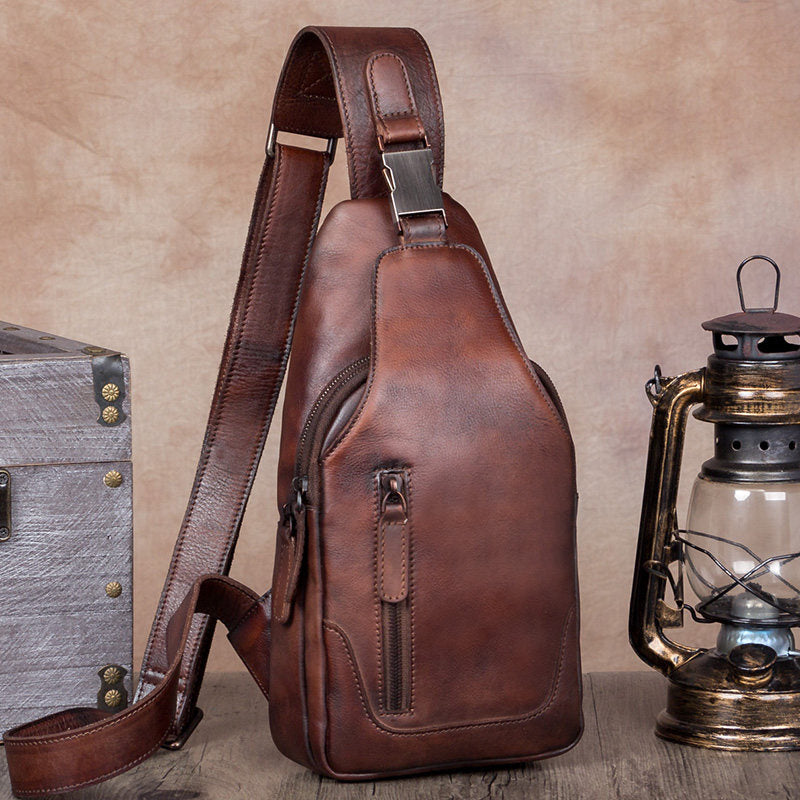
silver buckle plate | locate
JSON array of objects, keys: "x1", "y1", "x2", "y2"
[{"x1": 382, "y1": 148, "x2": 446, "y2": 229}]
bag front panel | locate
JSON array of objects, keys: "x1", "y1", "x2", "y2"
[
  {"x1": 270, "y1": 199, "x2": 581, "y2": 776},
  {"x1": 313, "y1": 243, "x2": 581, "y2": 775},
  {"x1": 270, "y1": 196, "x2": 500, "y2": 768}
]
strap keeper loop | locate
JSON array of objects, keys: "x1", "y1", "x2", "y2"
[{"x1": 266, "y1": 123, "x2": 337, "y2": 163}]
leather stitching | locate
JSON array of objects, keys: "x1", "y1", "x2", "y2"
[
  {"x1": 140, "y1": 146, "x2": 330, "y2": 734},
  {"x1": 320, "y1": 244, "x2": 386, "y2": 459},
  {"x1": 398, "y1": 244, "x2": 569, "y2": 434},
  {"x1": 367, "y1": 53, "x2": 425, "y2": 143},
  {"x1": 406, "y1": 467, "x2": 416, "y2": 714},
  {"x1": 176, "y1": 147, "x2": 328, "y2": 708},
  {"x1": 273, "y1": 533, "x2": 290, "y2": 621},
  {"x1": 373, "y1": 467, "x2": 414, "y2": 716},
  {"x1": 400, "y1": 215, "x2": 446, "y2": 243},
  {"x1": 138, "y1": 149, "x2": 288, "y2": 698},
  {"x1": 139, "y1": 148, "x2": 292, "y2": 714},
  {"x1": 324, "y1": 241, "x2": 568, "y2": 463},
  {"x1": 368, "y1": 53, "x2": 418, "y2": 119},
  {"x1": 379, "y1": 519, "x2": 407, "y2": 601},
  {"x1": 322, "y1": 602, "x2": 575, "y2": 737},
  {"x1": 241, "y1": 657, "x2": 270, "y2": 702},
  {"x1": 228, "y1": 597, "x2": 264, "y2": 638},
  {"x1": 298, "y1": 49, "x2": 336, "y2": 101},
  {"x1": 10, "y1": 741, "x2": 165, "y2": 795},
  {"x1": 409, "y1": 28, "x2": 444, "y2": 185},
  {"x1": 10, "y1": 576, "x2": 268, "y2": 791},
  {"x1": 317, "y1": 28, "x2": 360, "y2": 197}
]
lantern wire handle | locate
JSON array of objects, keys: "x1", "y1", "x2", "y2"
[
  {"x1": 642, "y1": 555, "x2": 712, "y2": 625},
  {"x1": 736, "y1": 255, "x2": 781, "y2": 313},
  {"x1": 645, "y1": 364, "x2": 664, "y2": 407}
]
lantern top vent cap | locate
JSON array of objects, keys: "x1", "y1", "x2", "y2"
[{"x1": 702, "y1": 255, "x2": 800, "y2": 336}]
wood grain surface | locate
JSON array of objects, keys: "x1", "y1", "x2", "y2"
[
  {"x1": 0, "y1": 334, "x2": 133, "y2": 732},
  {"x1": 1, "y1": 671, "x2": 794, "y2": 799},
  {"x1": 0, "y1": 356, "x2": 131, "y2": 466},
  {"x1": 0, "y1": 461, "x2": 133, "y2": 731}
]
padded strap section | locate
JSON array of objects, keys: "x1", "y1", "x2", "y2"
[{"x1": 272, "y1": 26, "x2": 444, "y2": 197}]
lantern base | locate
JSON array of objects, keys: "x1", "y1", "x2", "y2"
[{"x1": 656, "y1": 650, "x2": 800, "y2": 751}]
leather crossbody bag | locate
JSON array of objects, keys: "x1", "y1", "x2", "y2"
[{"x1": 4, "y1": 27, "x2": 582, "y2": 796}]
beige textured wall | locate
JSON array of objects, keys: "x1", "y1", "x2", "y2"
[{"x1": 3, "y1": 1, "x2": 800, "y2": 674}]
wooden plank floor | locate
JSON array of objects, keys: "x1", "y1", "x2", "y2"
[{"x1": 2, "y1": 671, "x2": 798, "y2": 799}]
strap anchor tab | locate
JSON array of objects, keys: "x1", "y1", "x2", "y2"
[
  {"x1": 161, "y1": 706, "x2": 204, "y2": 751},
  {"x1": 382, "y1": 148, "x2": 447, "y2": 230}
]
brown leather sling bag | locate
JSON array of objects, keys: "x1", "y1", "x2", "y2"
[{"x1": 4, "y1": 27, "x2": 582, "y2": 796}]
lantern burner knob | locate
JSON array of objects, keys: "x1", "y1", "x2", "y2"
[{"x1": 728, "y1": 643, "x2": 777, "y2": 688}]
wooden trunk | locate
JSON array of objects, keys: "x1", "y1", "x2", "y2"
[{"x1": 0, "y1": 322, "x2": 133, "y2": 732}]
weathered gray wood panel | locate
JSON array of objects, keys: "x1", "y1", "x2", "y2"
[
  {"x1": 0, "y1": 461, "x2": 133, "y2": 731},
  {"x1": 0, "y1": 357, "x2": 131, "y2": 466},
  {"x1": 0, "y1": 324, "x2": 133, "y2": 733},
  {"x1": 0, "y1": 672, "x2": 794, "y2": 799},
  {"x1": 0, "y1": 661, "x2": 132, "y2": 730}
]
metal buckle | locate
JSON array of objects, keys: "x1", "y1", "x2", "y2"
[
  {"x1": 161, "y1": 706, "x2": 204, "y2": 750},
  {"x1": 382, "y1": 147, "x2": 446, "y2": 230},
  {"x1": 266, "y1": 123, "x2": 337, "y2": 163}
]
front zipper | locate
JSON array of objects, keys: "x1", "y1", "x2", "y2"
[
  {"x1": 294, "y1": 358, "x2": 369, "y2": 489},
  {"x1": 285, "y1": 357, "x2": 370, "y2": 520},
  {"x1": 281, "y1": 363, "x2": 413, "y2": 713},
  {"x1": 275, "y1": 358, "x2": 370, "y2": 625},
  {"x1": 378, "y1": 469, "x2": 412, "y2": 713}
]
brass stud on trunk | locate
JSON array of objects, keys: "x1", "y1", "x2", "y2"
[
  {"x1": 105, "y1": 581, "x2": 122, "y2": 598},
  {"x1": 103, "y1": 470, "x2": 122, "y2": 488},
  {"x1": 101, "y1": 383, "x2": 120, "y2": 402},
  {"x1": 101, "y1": 406, "x2": 120, "y2": 424},
  {"x1": 97, "y1": 664, "x2": 128, "y2": 712},
  {"x1": 102, "y1": 665, "x2": 123, "y2": 685},
  {"x1": 103, "y1": 689, "x2": 123, "y2": 708}
]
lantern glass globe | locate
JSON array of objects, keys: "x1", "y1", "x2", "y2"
[{"x1": 685, "y1": 475, "x2": 800, "y2": 626}]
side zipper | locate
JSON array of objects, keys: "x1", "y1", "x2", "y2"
[
  {"x1": 378, "y1": 469, "x2": 412, "y2": 713},
  {"x1": 274, "y1": 358, "x2": 370, "y2": 625}
]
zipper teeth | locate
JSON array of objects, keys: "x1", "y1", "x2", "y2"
[
  {"x1": 379, "y1": 469, "x2": 411, "y2": 714},
  {"x1": 386, "y1": 603, "x2": 403, "y2": 711},
  {"x1": 295, "y1": 356, "x2": 369, "y2": 477}
]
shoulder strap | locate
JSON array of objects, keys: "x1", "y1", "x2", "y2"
[{"x1": 4, "y1": 26, "x2": 442, "y2": 797}]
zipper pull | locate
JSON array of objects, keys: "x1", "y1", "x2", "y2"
[
  {"x1": 378, "y1": 470, "x2": 409, "y2": 603},
  {"x1": 273, "y1": 475, "x2": 309, "y2": 625},
  {"x1": 292, "y1": 475, "x2": 308, "y2": 517}
]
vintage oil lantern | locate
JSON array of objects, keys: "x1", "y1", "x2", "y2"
[{"x1": 630, "y1": 255, "x2": 800, "y2": 749}]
